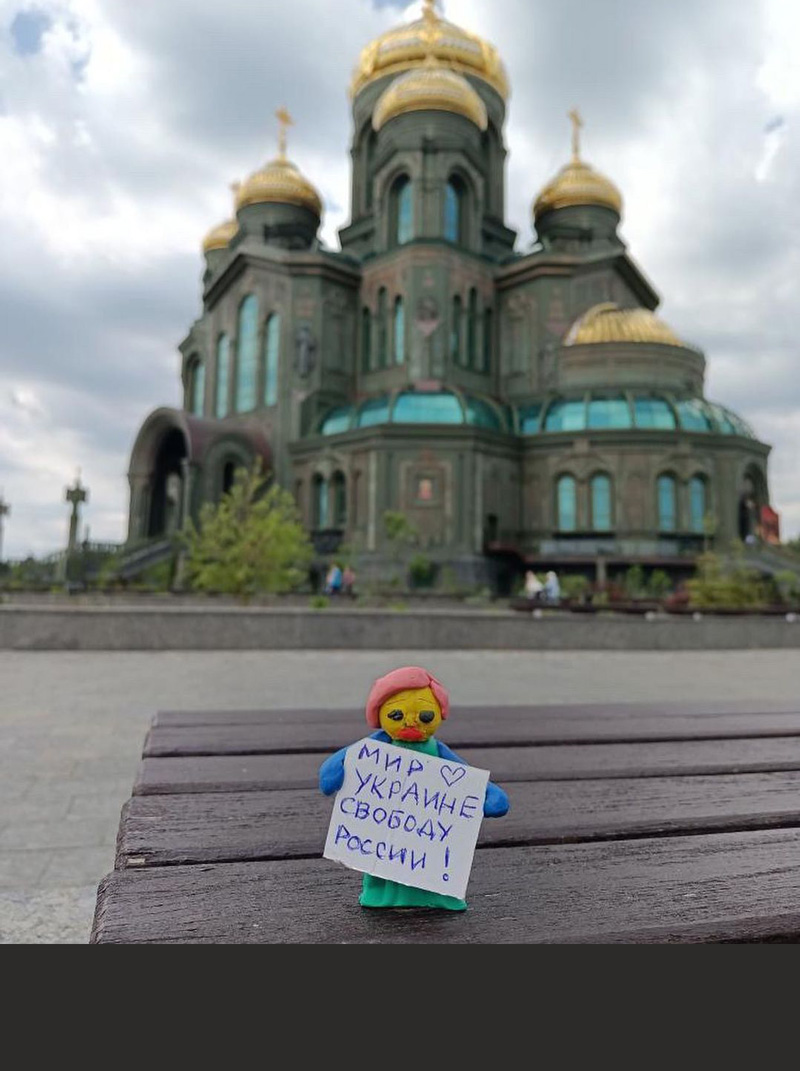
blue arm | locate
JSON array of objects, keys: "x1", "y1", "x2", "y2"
[
  {"x1": 318, "y1": 730, "x2": 389, "y2": 795},
  {"x1": 435, "y1": 740, "x2": 510, "y2": 817}
]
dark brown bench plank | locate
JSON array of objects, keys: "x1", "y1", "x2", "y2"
[
  {"x1": 152, "y1": 700, "x2": 800, "y2": 728},
  {"x1": 116, "y1": 771, "x2": 800, "y2": 868},
  {"x1": 143, "y1": 711, "x2": 800, "y2": 756},
  {"x1": 134, "y1": 737, "x2": 800, "y2": 795},
  {"x1": 93, "y1": 829, "x2": 800, "y2": 944}
]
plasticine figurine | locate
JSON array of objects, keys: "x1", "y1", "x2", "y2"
[{"x1": 319, "y1": 665, "x2": 509, "y2": 911}]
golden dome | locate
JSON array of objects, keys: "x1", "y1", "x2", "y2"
[
  {"x1": 236, "y1": 109, "x2": 322, "y2": 218},
  {"x1": 535, "y1": 158, "x2": 622, "y2": 218},
  {"x1": 202, "y1": 219, "x2": 238, "y2": 254},
  {"x1": 565, "y1": 304, "x2": 685, "y2": 347},
  {"x1": 237, "y1": 156, "x2": 322, "y2": 217},
  {"x1": 202, "y1": 182, "x2": 241, "y2": 254},
  {"x1": 373, "y1": 59, "x2": 488, "y2": 132},
  {"x1": 534, "y1": 109, "x2": 623, "y2": 219},
  {"x1": 352, "y1": 0, "x2": 509, "y2": 101}
]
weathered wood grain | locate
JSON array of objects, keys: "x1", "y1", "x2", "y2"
[
  {"x1": 152, "y1": 701, "x2": 800, "y2": 728},
  {"x1": 117, "y1": 771, "x2": 800, "y2": 868},
  {"x1": 134, "y1": 737, "x2": 800, "y2": 795},
  {"x1": 143, "y1": 711, "x2": 800, "y2": 756},
  {"x1": 92, "y1": 829, "x2": 800, "y2": 944}
]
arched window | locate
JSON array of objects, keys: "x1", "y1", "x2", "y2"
[
  {"x1": 483, "y1": 309, "x2": 493, "y2": 374},
  {"x1": 187, "y1": 356, "x2": 205, "y2": 416},
  {"x1": 235, "y1": 295, "x2": 259, "y2": 413},
  {"x1": 377, "y1": 288, "x2": 388, "y2": 368},
  {"x1": 690, "y1": 476, "x2": 707, "y2": 534},
  {"x1": 361, "y1": 308, "x2": 372, "y2": 373},
  {"x1": 444, "y1": 176, "x2": 467, "y2": 245},
  {"x1": 658, "y1": 474, "x2": 678, "y2": 532},
  {"x1": 451, "y1": 296, "x2": 462, "y2": 366},
  {"x1": 264, "y1": 314, "x2": 280, "y2": 407},
  {"x1": 332, "y1": 472, "x2": 347, "y2": 528},
  {"x1": 222, "y1": 460, "x2": 237, "y2": 496},
  {"x1": 313, "y1": 475, "x2": 329, "y2": 529},
  {"x1": 591, "y1": 474, "x2": 613, "y2": 532},
  {"x1": 467, "y1": 289, "x2": 478, "y2": 369},
  {"x1": 557, "y1": 475, "x2": 577, "y2": 533},
  {"x1": 393, "y1": 297, "x2": 406, "y2": 365},
  {"x1": 389, "y1": 175, "x2": 413, "y2": 247},
  {"x1": 216, "y1": 334, "x2": 230, "y2": 419}
]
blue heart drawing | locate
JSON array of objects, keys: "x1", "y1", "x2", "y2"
[{"x1": 440, "y1": 764, "x2": 466, "y2": 787}]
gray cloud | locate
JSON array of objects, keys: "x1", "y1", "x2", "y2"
[{"x1": 0, "y1": 0, "x2": 798, "y2": 557}]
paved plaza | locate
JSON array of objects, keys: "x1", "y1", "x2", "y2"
[{"x1": 2, "y1": 648, "x2": 799, "y2": 942}]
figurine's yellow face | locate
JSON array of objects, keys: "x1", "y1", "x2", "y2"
[{"x1": 379, "y1": 686, "x2": 443, "y2": 743}]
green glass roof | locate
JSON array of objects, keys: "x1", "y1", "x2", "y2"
[
  {"x1": 520, "y1": 395, "x2": 757, "y2": 439},
  {"x1": 319, "y1": 393, "x2": 757, "y2": 440}
]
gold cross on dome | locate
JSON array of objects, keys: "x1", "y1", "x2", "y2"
[
  {"x1": 423, "y1": 0, "x2": 439, "y2": 22},
  {"x1": 276, "y1": 107, "x2": 294, "y2": 159},
  {"x1": 568, "y1": 108, "x2": 584, "y2": 160}
]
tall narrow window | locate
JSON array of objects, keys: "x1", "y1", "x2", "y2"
[
  {"x1": 658, "y1": 474, "x2": 678, "y2": 532},
  {"x1": 591, "y1": 474, "x2": 613, "y2": 532},
  {"x1": 467, "y1": 289, "x2": 478, "y2": 369},
  {"x1": 187, "y1": 357, "x2": 205, "y2": 416},
  {"x1": 361, "y1": 307, "x2": 372, "y2": 373},
  {"x1": 394, "y1": 297, "x2": 406, "y2": 365},
  {"x1": 216, "y1": 334, "x2": 230, "y2": 419},
  {"x1": 332, "y1": 472, "x2": 347, "y2": 528},
  {"x1": 264, "y1": 313, "x2": 280, "y2": 407},
  {"x1": 451, "y1": 296, "x2": 462, "y2": 366},
  {"x1": 690, "y1": 476, "x2": 707, "y2": 534},
  {"x1": 389, "y1": 175, "x2": 413, "y2": 247},
  {"x1": 557, "y1": 475, "x2": 577, "y2": 533},
  {"x1": 444, "y1": 176, "x2": 466, "y2": 244},
  {"x1": 483, "y1": 308, "x2": 493, "y2": 374},
  {"x1": 377, "y1": 288, "x2": 388, "y2": 368},
  {"x1": 314, "y1": 476, "x2": 329, "y2": 529},
  {"x1": 235, "y1": 295, "x2": 259, "y2": 413}
]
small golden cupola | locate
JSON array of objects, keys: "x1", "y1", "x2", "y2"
[
  {"x1": 202, "y1": 183, "x2": 240, "y2": 255},
  {"x1": 236, "y1": 108, "x2": 323, "y2": 219},
  {"x1": 534, "y1": 110, "x2": 623, "y2": 221},
  {"x1": 373, "y1": 54, "x2": 488, "y2": 132},
  {"x1": 353, "y1": 0, "x2": 509, "y2": 101},
  {"x1": 565, "y1": 303, "x2": 685, "y2": 347}
]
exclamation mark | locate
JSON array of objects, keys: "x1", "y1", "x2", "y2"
[{"x1": 443, "y1": 848, "x2": 450, "y2": 882}]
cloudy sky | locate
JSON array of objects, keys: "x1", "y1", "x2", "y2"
[{"x1": 0, "y1": 0, "x2": 798, "y2": 557}]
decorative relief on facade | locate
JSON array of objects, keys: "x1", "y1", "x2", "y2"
[{"x1": 295, "y1": 324, "x2": 318, "y2": 378}]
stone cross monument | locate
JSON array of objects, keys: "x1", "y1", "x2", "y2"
[{"x1": 65, "y1": 472, "x2": 89, "y2": 554}]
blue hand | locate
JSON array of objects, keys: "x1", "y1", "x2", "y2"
[
  {"x1": 484, "y1": 781, "x2": 509, "y2": 817},
  {"x1": 319, "y1": 749, "x2": 346, "y2": 795}
]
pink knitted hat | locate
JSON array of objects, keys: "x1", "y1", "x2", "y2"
[{"x1": 365, "y1": 666, "x2": 450, "y2": 727}]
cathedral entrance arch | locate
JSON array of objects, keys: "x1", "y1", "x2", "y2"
[{"x1": 127, "y1": 409, "x2": 195, "y2": 542}]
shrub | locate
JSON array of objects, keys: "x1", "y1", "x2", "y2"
[
  {"x1": 408, "y1": 554, "x2": 436, "y2": 588},
  {"x1": 560, "y1": 575, "x2": 590, "y2": 602},
  {"x1": 310, "y1": 595, "x2": 329, "y2": 610},
  {"x1": 648, "y1": 569, "x2": 672, "y2": 599},
  {"x1": 183, "y1": 461, "x2": 313, "y2": 601},
  {"x1": 624, "y1": 565, "x2": 646, "y2": 599},
  {"x1": 687, "y1": 552, "x2": 770, "y2": 609}
]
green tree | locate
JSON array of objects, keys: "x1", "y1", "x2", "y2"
[
  {"x1": 183, "y1": 462, "x2": 312, "y2": 600},
  {"x1": 382, "y1": 510, "x2": 418, "y2": 588}
]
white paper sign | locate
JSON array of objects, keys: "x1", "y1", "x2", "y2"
[{"x1": 323, "y1": 736, "x2": 490, "y2": 900}]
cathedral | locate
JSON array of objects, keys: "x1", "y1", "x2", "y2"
[{"x1": 126, "y1": 0, "x2": 773, "y2": 587}]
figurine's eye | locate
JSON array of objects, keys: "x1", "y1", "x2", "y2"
[
  {"x1": 387, "y1": 709, "x2": 404, "y2": 721},
  {"x1": 419, "y1": 711, "x2": 436, "y2": 724}
]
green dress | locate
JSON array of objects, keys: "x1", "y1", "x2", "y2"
[{"x1": 359, "y1": 736, "x2": 467, "y2": 912}]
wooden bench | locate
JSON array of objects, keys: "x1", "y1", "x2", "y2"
[{"x1": 91, "y1": 702, "x2": 800, "y2": 943}]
